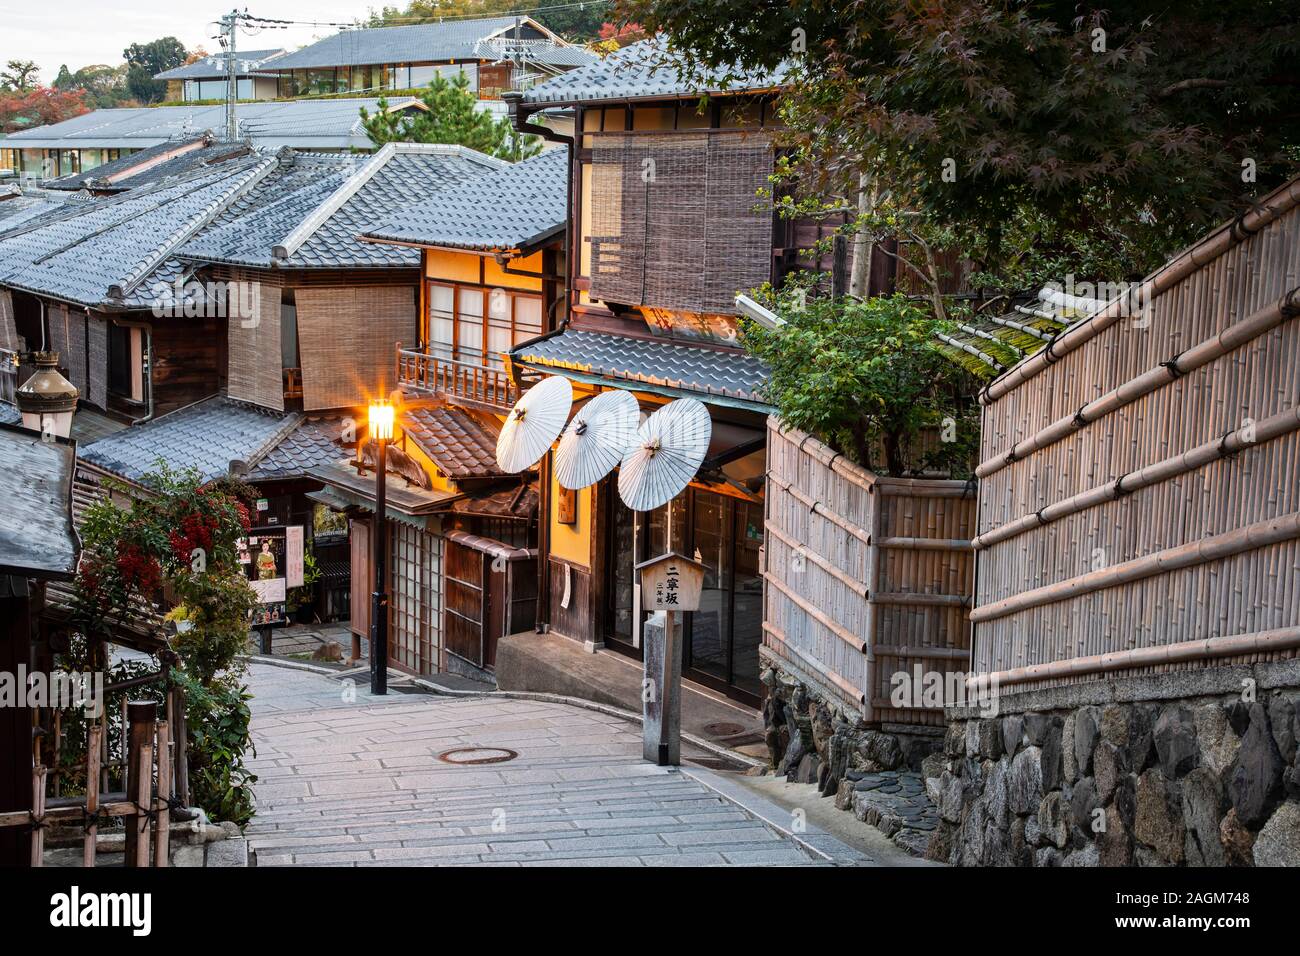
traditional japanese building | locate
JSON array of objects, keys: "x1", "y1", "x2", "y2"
[
  {"x1": 309, "y1": 147, "x2": 572, "y2": 679},
  {"x1": 494, "y1": 39, "x2": 829, "y2": 705},
  {"x1": 256, "y1": 17, "x2": 596, "y2": 106}
]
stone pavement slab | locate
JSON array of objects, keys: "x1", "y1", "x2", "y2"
[{"x1": 243, "y1": 662, "x2": 872, "y2": 867}]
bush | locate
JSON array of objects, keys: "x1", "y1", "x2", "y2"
[
  {"x1": 742, "y1": 289, "x2": 981, "y2": 476},
  {"x1": 64, "y1": 461, "x2": 260, "y2": 824}
]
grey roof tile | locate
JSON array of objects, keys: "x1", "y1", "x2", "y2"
[
  {"x1": 511, "y1": 329, "x2": 771, "y2": 408},
  {"x1": 362, "y1": 146, "x2": 567, "y2": 252},
  {"x1": 80, "y1": 396, "x2": 298, "y2": 484},
  {"x1": 263, "y1": 18, "x2": 596, "y2": 71},
  {"x1": 249, "y1": 416, "x2": 347, "y2": 480},
  {"x1": 3, "y1": 98, "x2": 420, "y2": 151},
  {"x1": 0, "y1": 424, "x2": 78, "y2": 579},
  {"x1": 180, "y1": 144, "x2": 501, "y2": 270},
  {"x1": 154, "y1": 50, "x2": 287, "y2": 81},
  {"x1": 44, "y1": 138, "x2": 252, "y2": 192},
  {"x1": 0, "y1": 157, "x2": 275, "y2": 308},
  {"x1": 520, "y1": 37, "x2": 789, "y2": 106}
]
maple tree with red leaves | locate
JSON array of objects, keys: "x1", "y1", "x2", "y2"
[{"x1": 0, "y1": 85, "x2": 90, "y2": 134}]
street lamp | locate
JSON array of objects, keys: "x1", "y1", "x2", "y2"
[
  {"x1": 367, "y1": 399, "x2": 394, "y2": 695},
  {"x1": 16, "y1": 351, "x2": 78, "y2": 440}
]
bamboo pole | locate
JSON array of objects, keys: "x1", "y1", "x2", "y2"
[
  {"x1": 766, "y1": 523, "x2": 870, "y2": 596},
  {"x1": 763, "y1": 571, "x2": 867, "y2": 652},
  {"x1": 972, "y1": 511, "x2": 1300, "y2": 623},
  {"x1": 982, "y1": 176, "x2": 1300, "y2": 404},
  {"x1": 767, "y1": 475, "x2": 872, "y2": 545},
  {"x1": 972, "y1": 625, "x2": 1300, "y2": 687},
  {"x1": 977, "y1": 287, "x2": 1300, "y2": 478},
  {"x1": 83, "y1": 723, "x2": 101, "y2": 868},
  {"x1": 30, "y1": 765, "x2": 46, "y2": 867},
  {"x1": 974, "y1": 404, "x2": 1300, "y2": 550},
  {"x1": 878, "y1": 536, "x2": 973, "y2": 551},
  {"x1": 761, "y1": 623, "x2": 866, "y2": 707},
  {"x1": 133, "y1": 731, "x2": 153, "y2": 868},
  {"x1": 153, "y1": 720, "x2": 170, "y2": 868}
]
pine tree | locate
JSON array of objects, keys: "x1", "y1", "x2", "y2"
[{"x1": 360, "y1": 72, "x2": 541, "y2": 161}]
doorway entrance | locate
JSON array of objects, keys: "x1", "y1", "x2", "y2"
[{"x1": 603, "y1": 483, "x2": 763, "y2": 705}]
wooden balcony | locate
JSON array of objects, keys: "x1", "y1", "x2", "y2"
[{"x1": 396, "y1": 348, "x2": 520, "y2": 414}]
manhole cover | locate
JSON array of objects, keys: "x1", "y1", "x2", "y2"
[
  {"x1": 436, "y1": 747, "x2": 518, "y2": 765},
  {"x1": 703, "y1": 721, "x2": 747, "y2": 737}
]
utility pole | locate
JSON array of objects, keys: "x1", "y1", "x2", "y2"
[{"x1": 220, "y1": 9, "x2": 238, "y2": 142}]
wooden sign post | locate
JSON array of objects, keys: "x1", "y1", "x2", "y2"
[{"x1": 635, "y1": 552, "x2": 706, "y2": 766}]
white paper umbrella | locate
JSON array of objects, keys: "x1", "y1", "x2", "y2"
[
  {"x1": 495, "y1": 375, "x2": 573, "y2": 472},
  {"x1": 617, "y1": 398, "x2": 712, "y2": 511},
  {"x1": 554, "y1": 390, "x2": 641, "y2": 490}
]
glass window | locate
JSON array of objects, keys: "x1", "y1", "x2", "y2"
[
  {"x1": 427, "y1": 283, "x2": 455, "y2": 360},
  {"x1": 456, "y1": 288, "x2": 484, "y2": 364}
]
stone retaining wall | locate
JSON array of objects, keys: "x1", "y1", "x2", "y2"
[
  {"x1": 761, "y1": 665, "x2": 945, "y2": 854},
  {"x1": 928, "y1": 662, "x2": 1300, "y2": 866}
]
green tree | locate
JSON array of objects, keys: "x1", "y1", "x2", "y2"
[
  {"x1": 619, "y1": 0, "x2": 1300, "y2": 295},
  {"x1": 0, "y1": 59, "x2": 40, "y2": 91},
  {"x1": 124, "y1": 37, "x2": 187, "y2": 103},
  {"x1": 52, "y1": 63, "x2": 133, "y2": 108},
  {"x1": 742, "y1": 288, "x2": 980, "y2": 476},
  {"x1": 361, "y1": 71, "x2": 541, "y2": 160}
]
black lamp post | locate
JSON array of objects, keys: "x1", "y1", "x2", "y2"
[{"x1": 368, "y1": 399, "x2": 394, "y2": 695}]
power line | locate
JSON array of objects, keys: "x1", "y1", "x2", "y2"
[{"x1": 235, "y1": 1, "x2": 611, "y2": 31}]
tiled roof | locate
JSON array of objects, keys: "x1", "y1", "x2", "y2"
[
  {"x1": 249, "y1": 416, "x2": 347, "y2": 480},
  {"x1": 80, "y1": 396, "x2": 299, "y2": 484},
  {"x1": 263, "y1": 18, "x2": 596, "y2": 71},
  {"x1": 446, "y1": 481, "x2": 538, "y2": 520},
  {"x1": 362, "y1": 146, "x2": 567, "y2": 252},
  {"x1": 0, "y1": 190, "x2": 72, "y2": 231},
  {"x1": 0, "y1": 424, "x2": 78, "y2": 579},
  {"x1": 519, "y1": 37, "x2": 789, "y2": 106},
  {"x1": 44, "y1": 138, "x2": 252, "y2": 192},
  {"x1": 154, "y1": 50, "x2": 287, "y2": 81},
  {"x1": 0, "y1": 403, "x2": 20, "y2": 425},
  {"x1": 512, "y1": 329, "x2": 772, "y2": 408},
  {"x1": 180, "y1": 144, "x2": 502, "y2": 270},
  {"x1": 3, "y1": 98, "x2": 421, "y2": 151},
  {"x1": 0, "y1": 157, "x2": 276, "y2": 308},
  {"x1": 402, "y1": 405, "x2": 504, "y2": 480}
]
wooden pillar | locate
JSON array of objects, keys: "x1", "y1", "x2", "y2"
[{"x1": 123, "y1": 700, "x2": 156, "y2": 868}]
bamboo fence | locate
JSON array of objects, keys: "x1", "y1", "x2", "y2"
[
  {"x1": 971, "y1": 176, "x2": 1300, "y2": 689},
  {"x1": 2, "y1": 692, "x2": 182, "y2": 867},
  {"x1": 762, "y1": 420, "x2": 976, "y2": 725}
]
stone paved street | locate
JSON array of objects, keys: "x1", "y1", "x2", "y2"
[{"x1": 244, "y1": 662, "x2": 872, "y2": 867}]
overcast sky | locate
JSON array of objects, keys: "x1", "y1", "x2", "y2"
[{"x1": 5, "y1": 3, "x2": 391, "y2": 83}]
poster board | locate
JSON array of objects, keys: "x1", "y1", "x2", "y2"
[{"x1": 239, "y1": 524, "x2": 305, "y2": 629}]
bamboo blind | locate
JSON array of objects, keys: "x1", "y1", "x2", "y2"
[
  {"x1": 974, "y1": 195, "x2": 1300, "y2": 686},
  {"x1": 589, "y1": 131, "x2": 774, "y2": 315},
  {"x1": 763, "y1": 420, "x2": 975, "y2": 725},
  {"x1": 226, "y1": 282, "x2": 283, "y2": 411},
  {"x1": 46, "y1": 306, "x2": 106, "y2": 409},
  {"x1": 296, "y1": 285, "x2": 417, "y2": 411},
  {"x1": 0, "y1": 289, "x2": 19, "y2": 352}
]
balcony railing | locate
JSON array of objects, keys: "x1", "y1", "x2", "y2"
[{"x1": 396, "y1": 348, "x2": 519, "y2": 413}]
